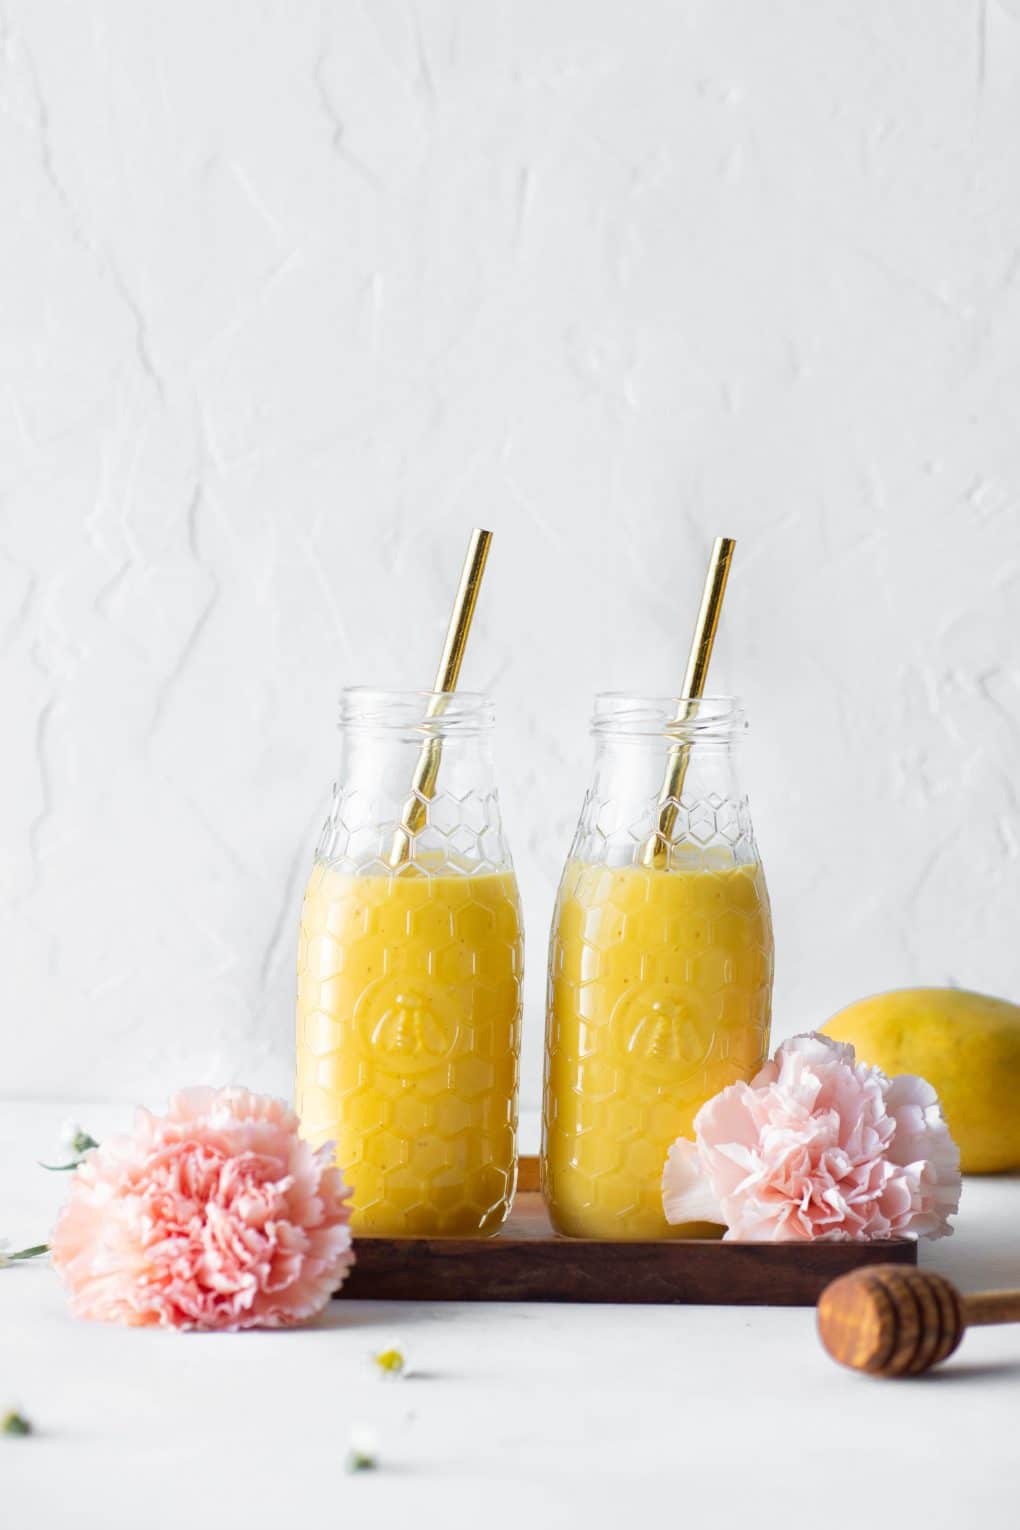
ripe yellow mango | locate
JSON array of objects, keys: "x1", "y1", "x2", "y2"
[{"x1": 822, "y1": 988, "x2": 1020, "y2": 1174}]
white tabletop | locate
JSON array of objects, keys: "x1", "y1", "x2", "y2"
[{"x1": 3, "y1": 1101, "x2": 1019, "y2": 1530}]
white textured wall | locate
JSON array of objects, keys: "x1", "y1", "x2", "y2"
[{"x1": 2, "y1": 0, "x2": 1019, "y2": 1109}]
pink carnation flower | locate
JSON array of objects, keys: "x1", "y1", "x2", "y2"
[
  {"x1": 51, "y1": 1087, "x2": 354, "y2": 1329},
  {"x1": 662, "y1": 1033, "x2": 961, "y2": 1242}
]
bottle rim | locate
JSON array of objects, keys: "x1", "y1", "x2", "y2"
[
  {"x1": 591, "y1": 692, "x2": 746, "y2": 739},
  {"x1": 339, "y1": 686, "x2": 495, "y2": 733}
]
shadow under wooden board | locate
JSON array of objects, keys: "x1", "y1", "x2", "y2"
[{"x1": 337, "y1": 1156, "x2": 918, "y2": 1307}]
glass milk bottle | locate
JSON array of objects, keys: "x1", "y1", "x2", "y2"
[
  {"x1": 296, "y1": 688, "x2": 523, "y2": 1237},
  {"x1": 542, "y1": 695, "x2": 774, "y2": 1240}
]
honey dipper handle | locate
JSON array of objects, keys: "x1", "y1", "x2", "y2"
[{"x1": 962, "y1": 1290, "x2": 1020, "y2": 1326}]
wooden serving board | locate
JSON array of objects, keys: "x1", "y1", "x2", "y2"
[{"x1": 338, "y1": 1157, "x2": 917, "y2": 1307}]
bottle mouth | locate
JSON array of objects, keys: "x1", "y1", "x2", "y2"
[
  {"x1": 591, "y1": 693, "x2": 746, "y2": 740},
  {"x1": 339, "y1": 687, "x2": 495, "y2": 734}
]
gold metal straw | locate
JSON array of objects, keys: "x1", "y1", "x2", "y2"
[
  {"x1": 640, "y1": 536, "x2": 736, "y2": 868},
  {"x1": 388, "y1": 527, "x2": 494, "y2": 868}
]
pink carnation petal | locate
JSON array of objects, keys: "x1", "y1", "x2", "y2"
[
  {"x1": 662, "y1": 1139, "x2": 724, "y2": 1225},
  {"x1": 662, "y1": 1031, "x2": 962, "y2": 1244},
  {"x1": 51, "y1": 1087, "x2": 355, "y2": 1331}
]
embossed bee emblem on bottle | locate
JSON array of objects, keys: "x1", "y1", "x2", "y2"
[
  {"x1": 612, "y1": 992, "x2": 716, "y2": 1082},
  {"x1": 355, "y1": 978, "x2": 459, "y2": 1076}
]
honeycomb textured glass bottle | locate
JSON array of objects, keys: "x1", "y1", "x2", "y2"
[
  {"x1": 543, "y1": 696, "x2": 774, "y2": 1241},
  {"x1": 296, "y1": 689, "x2": 522, "y2": 1238}
]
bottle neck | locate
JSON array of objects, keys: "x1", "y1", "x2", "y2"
[
  {"x1": 570, "y1": 706, "x2": 757, "y2": 869},
  {"x1": 318, "y1": 690, "x2": 510, "y2": 875},
  {"x1": 336, "y1": 727, "x2": 500, "y2": 806}
]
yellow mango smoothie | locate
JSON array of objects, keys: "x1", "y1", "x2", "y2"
[
  {"x1": 296, "y1": 859, "x2": 523, "y2": 1237},
  {"x1": 543, "y1": 855, "x2": 773, "y2": 1240}
]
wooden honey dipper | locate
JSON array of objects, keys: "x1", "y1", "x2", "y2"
[{"x1": 818, "y1": 1264, "x2": 1020, "y2": 1378}]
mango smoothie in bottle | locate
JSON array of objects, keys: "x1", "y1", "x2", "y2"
[
  {"x1": 542, "y1": 695, "x2": 773, "y2": 1240},
  {"x1": 296, "y1": 688, "x2": 523, "y2": 1237}
]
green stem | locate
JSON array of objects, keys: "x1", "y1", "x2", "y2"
[{"x1": 8, "y1": 1245, "x2": 48, "y2": 1262}]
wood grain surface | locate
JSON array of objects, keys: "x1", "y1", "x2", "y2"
[{"x1": 338, "y1": 1158, "x2": 918, "y2": 1306}]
